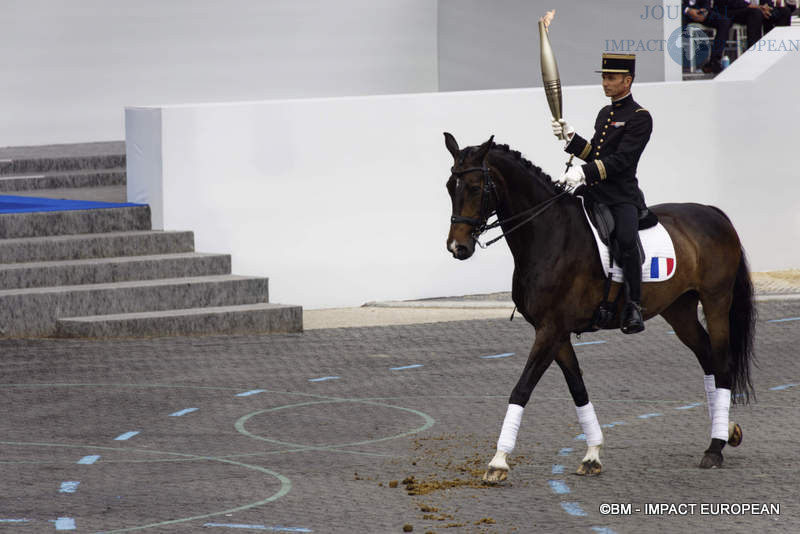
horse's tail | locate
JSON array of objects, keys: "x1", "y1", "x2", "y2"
[{"x1": 729, "y1": 247, "x2": 757, "y2": 404}]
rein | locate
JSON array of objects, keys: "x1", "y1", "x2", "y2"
[{"x1": 450, "y1": 164, "x2": 570, "y2": 248}]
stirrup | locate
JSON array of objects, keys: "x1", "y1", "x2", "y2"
[{"x1": 621, "y1": 301, "x2": 645, "y2": 334}]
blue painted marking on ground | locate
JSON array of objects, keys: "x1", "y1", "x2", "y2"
[
  {"x1": 77, "y1": 455, "x2": 100, "y2": 465},
  {"x1": 770, "y1": 383, "x2": 800, "y2": 391},
  {"x1": 389, "y1": 364, "x2": 424, "y2": 371},
  {"x1": 169, "y1": 408, "x2": 198, "y2": 417},
  {"x1": 202, "y1": 524, "x2": 313, "y2": 532},
  {"x1": 551, "y1": 464, "x2": 565, "y2": 474},
  {"x1": 59, "y1": 481, "x2": 80, "y2": 494},
  {"x1": 574, "y1": 433, "x2": 587, "y2": 441},
  {"x1": 601, "y1": 421, "x2": 627, "y2": 429},
  {"x1": 236, "y1": 389, "x2": 267, "y2": 397},
  {"x1": 558, "y1": 447, "x2": 573, "y2": 456},
  {"x1": 480, "y1": 352, "x2": 515, "y2": 359},
  {"x1": 675, "y1": 402, "x2": 703, "y2": 410},
  {"x1": 591, "y1": 527, "x2": 619, "y2": 534},
  {"x1": 548, "y1": 480, "x2": 571, "y2": 494},
  {"x1": 666, "y1": 330, "x2": 676, "y2": 335},
  {"x1": 308, "y1": 376, "x2": 340, "y2": 382},
  {"x1": 574, "y1": 340, "x2": 607, "y2": 346},
  {"x1": 54, "y1": 517, "x2": 76, "y2": 530},
  {"x1": 560, "y1": 502, "x2": 587, "y2": 517},
  {"x1": 768, "y1": 317, "x2": 800, "y2": 323},
  {"x1": 113, "y1": 431, "x2": 139, "y2": 441},
  {"x1": 638, "y1": 413, "x2": 663, "y2": 419},
  {"x1": 0, "y1": 519, "x2": 31, "y2": 523}
]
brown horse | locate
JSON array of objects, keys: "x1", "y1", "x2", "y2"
[{"x1": 443, "y1": 133, "x2": 755, "y2": 481}]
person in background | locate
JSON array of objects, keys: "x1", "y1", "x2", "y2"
[
  {"x1": 684, "y1": 0, "x2": 732, "y2": 74},
  {"x1": 714, "y1": 0, "x2": 765, "y2": 48},
  {"x1": 759, "y1": 1, "x2": 793, "y2": 33}
]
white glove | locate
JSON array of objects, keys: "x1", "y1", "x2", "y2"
[
  {"x1": 558, "y1": 165, "x2": 585, "y2": 188},
  {"x1": 551, "y1": 119, "x2": 575, "y2": 141}
]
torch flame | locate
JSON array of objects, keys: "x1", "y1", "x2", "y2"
[{"x1": 539, "y1": 10, "x2": 556, "y2": 32}]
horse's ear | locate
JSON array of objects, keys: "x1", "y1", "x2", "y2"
[
  {"x1": 475, "y1": 135, "x2": 495, "y2": 160},
  {"x1": 444, "y1": 132, "x2": 460, "y2": 160}
]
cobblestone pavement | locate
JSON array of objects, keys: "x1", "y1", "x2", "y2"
[{"x1": 1, "y1": 299, "x2": 798, "y2": 534}]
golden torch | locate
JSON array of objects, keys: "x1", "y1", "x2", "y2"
[{"x1": 538, "y1": 10, "x2": 574, "y2": 170}]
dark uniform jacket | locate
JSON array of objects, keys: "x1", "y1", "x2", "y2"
[{"x1": 565, "y1": 93, "x2": 652, "y2": 209}]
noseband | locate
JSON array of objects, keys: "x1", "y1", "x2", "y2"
[{"x1": 450, "y1": 163, "x2": 570, "y2": 248}]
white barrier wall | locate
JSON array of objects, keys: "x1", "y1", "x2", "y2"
[
  {"x1": 1, "y1": 0, "x2": 437, "y2": 147},
  {"x1": 4, "y1": 0, "x2": 682, "y2": 147},
  {"x1": 127, "y1": 28, "x2": 800, "y2": 309}
]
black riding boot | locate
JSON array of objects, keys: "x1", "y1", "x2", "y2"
[{"x1": 621, "y1": 249, "x2": 645, "y2": 334}]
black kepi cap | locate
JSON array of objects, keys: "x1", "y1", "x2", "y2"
[{"x1": 596, "y1": 53, "x2": 635, "y2": 76}]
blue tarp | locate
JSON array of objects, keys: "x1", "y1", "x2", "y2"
[{"x1": 0, "y1": 195, "x2": 144, "y2": 214}]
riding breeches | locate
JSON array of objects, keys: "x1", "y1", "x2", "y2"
[{"x1": 610, "y1": 203, "x2": 642, "y2": 302}]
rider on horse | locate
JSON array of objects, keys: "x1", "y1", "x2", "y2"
[{"x1": 551, "y1": 53, "x2": 651, "y2": 335}]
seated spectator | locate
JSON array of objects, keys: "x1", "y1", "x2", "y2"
[
  {"x1": 714, "y1": 1, "x2": 764, "y2": 48},
  {"x1": 715, "y1": 0, "x2": 792, "y2": 49},
  {"x1": 760, "y1": 1, "x2": 793, "y2": 32},
  {"x1": 684, "y1": 0, "x2": 732, "y2": 73}
]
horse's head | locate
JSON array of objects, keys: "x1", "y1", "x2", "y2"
[{"x1": 444, "y1": 132, "x2": 496, "y2": 260}]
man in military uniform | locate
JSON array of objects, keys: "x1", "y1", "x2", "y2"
[{"x1": 551, "y1": 53, "x2": 652, "y2": 334}]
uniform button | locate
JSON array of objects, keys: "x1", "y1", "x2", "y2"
[
  {"x1": 604, "y1": 125, "x2": 608, "y2": 129},
  {"x1": 602, "y1": 131, "x2": 606, "y2": 135},
  {"x1": 595, "y1": 152, "x2": 600, "y2": 156},
  {"x1": 607, "y1": 118, "x2": 611, "y2": 122},
  {"x1": 610, "y1": 112, "x2": 614, "y2": 116}
]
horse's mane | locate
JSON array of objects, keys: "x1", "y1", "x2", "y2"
[{"x1": 482, "y1": 142, "x2": 568, "y2": 195}]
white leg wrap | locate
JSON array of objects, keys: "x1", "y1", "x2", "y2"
[
  {"x1": 711, "y1": 388, "x2": 731, "y2": 441},
  {"x1": 704, "y1": 374, "x2": 716, "y2": 421},
  {"x1": 576, "y1": 402, "x2": 603, "y2": 447},
  {"x1": 497, "y1": 404, "x2": 524, "y2": 454}
]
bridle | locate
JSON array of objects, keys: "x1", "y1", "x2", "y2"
[{"x1": 449, "y1": 162, "x2": 570, "y2": 248}]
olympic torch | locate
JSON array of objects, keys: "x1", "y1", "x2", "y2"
[{"x1": 538, "y1": 10, "x2": 574, "y2": 171}]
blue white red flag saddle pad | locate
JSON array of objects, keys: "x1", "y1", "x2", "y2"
[{"x1": 578, "y1": 196, "x2": 676, "y2": 283}]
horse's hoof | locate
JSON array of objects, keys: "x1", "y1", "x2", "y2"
[
  {"x1": 576, "y1": 459, "x2": 602, "y2": 476},
  {"x1": 699, "y1": 451, "x2": 723, "y2": 469},
  {"x1": 728, "y1": 422, "x2": 743, "y2": 447},
  {"x1": 482, "y1": 467, "x2": 508, "y2": 484}
]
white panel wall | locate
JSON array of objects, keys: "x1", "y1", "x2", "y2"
[
  {"x1": 1, "y1": 0, "x2": 438, "y2": 146},
  {"x1": 127, "y1": 29, "x2": 800, "y2": 309},
  {"x1": 437, "y1": 0, "x2": 668, "y2": 91}
]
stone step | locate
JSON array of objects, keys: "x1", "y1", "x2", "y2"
[
  {"x1": 56, "y1": 303, "x2": 302, "y2": 338},
  {"x1": 0, "y1": 154, "x2": 125, "y2": 176},
  {"x1": 0, "y1": 253, "x2": 230, "y2": 290},
  {"x1": 0, "y1": 275, "x2": 269, "y2": 337},
  {"x1": 0, "y1": 205, "x2": 150, "y2": 239},
  {"x1": 9, "y1": 185, "x2": 127, "y2": 203},
  {"x1": 0, "y1": 230, "x2": 195, "y2": 264},
  {"x1": 0, "y1": 168, "x2": 126, "y2": 192}
]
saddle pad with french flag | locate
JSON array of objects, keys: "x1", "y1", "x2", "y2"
[{"x1": 578, "y1": 196, "x2": 677, "y2": 283}]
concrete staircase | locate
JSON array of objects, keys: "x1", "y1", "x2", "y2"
[{"x1": 0, "y1": 143, "x2": 302, "y2": 338}]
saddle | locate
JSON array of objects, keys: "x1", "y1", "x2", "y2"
[
  {"x1": 584, "y1": 199, "x2": 658, "y2": 267},
  {"x1": 580, "y1": 197, "x2": 660, "y2": 333}
]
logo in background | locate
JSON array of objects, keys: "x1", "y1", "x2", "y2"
[{"x1": 667, "y1": 25, "x2": 712, "y2": 67}]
